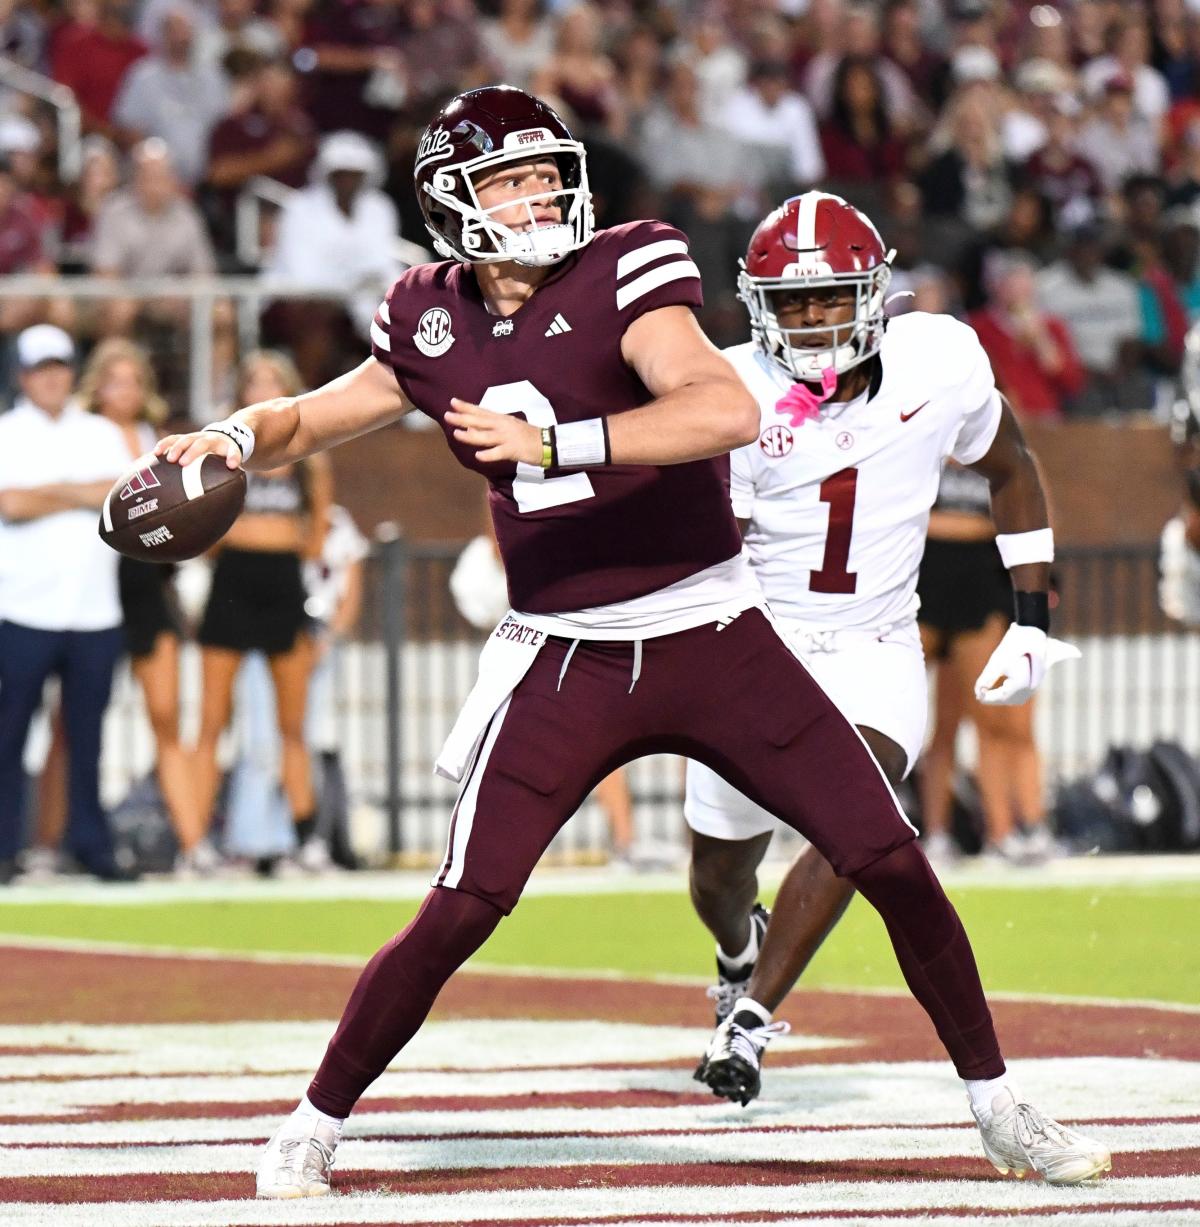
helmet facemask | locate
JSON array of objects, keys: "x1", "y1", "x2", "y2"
[
  {"x1": 421, "y1": 141, "x2": 594, "y2": 268},
  {"x1": 738, "y1": 260, "x2": 893, "y2": 383}
]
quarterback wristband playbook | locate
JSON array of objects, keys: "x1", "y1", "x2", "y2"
[
  {"x1": 201, "y1": 419, "x2": 256, "y2": 463},
  {"x1": 540, "y1": 418, "x2": 611, "y2": 470}
]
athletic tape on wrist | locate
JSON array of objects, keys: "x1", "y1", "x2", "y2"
[
  {"x1": 554, "y1": 418, "x2": 608, "y2": 468},
  {"x1": 201, "y1": 420, "x2": 255, "y2": 462},
  {"x1": 995, "y1": 527, "x2": 1054, "y2": 569},
  {"x1": 1013, "y1": 590, "x2": 1050, "y2": 632}
]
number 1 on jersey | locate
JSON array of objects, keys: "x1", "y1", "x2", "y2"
[{"x1": 810, "y1": 466, "x2": 858, "y2": 594}]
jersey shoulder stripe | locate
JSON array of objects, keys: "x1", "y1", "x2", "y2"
[{"x1": 616, "y1": 258, "x2": 701, "y2": 310}]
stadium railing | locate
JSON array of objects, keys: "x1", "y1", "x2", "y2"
[
  {"x1": 87, "y1": 537, "x2": 1200, "y2": 866},
  {"x1": 0, "y1": 274, "x2": 357, "y2": 421},
  {"x1": 0, "y1": 55, "x2": 81, "y2": 183}
]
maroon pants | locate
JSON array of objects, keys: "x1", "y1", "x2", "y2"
[
  {"x1": 435, "y1": 610, "x2": 914, "y2": 910},
  {"x1": 308, "y1": 610, "x2": 1002, "y2": 1117}
]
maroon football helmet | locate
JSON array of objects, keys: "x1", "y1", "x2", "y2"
[
  {"x1": 414, "y1": 85, "x2": 593, "y2": 267},
  {"x1": 738, "y1": 192, "x2": 894, "y2": 381}
]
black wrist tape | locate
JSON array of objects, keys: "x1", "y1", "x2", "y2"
[{"x1": 1014, "y1": 590, "x2": 1050, "y2": 632}]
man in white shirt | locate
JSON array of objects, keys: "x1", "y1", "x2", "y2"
[
  {"x1": 0, "y1": 326, "x2": 133, "y2": 883},
  {"x1": 720, "y1": 60, "x2": 825, "y2": 193},
  {"x1": 266, "y1": 130, "x2": 401, "y2": 386}
]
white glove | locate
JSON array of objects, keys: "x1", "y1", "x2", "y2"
[{"x1": 973, "y1": 623, "x2": 1081, "y2": 706}]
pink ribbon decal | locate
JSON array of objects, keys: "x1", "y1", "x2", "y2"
[{"x1": 775, "y1": 367, "x2": 838, "y2": 427}]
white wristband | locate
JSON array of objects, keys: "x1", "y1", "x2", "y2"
[
  {"x1": 995, "y1": 527, "x2": 1054, "y2": 568},
  {"x1": 554, "y1": 418, "x2": 609, "y2": 468},
  {"x1": 202, "y1": 419, "x2": 255, "y2": 462}
]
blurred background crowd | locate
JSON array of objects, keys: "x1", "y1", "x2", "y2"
[
  {"x1": 4, "y1": 0, "x2": 1200, "y2": 884},
  {"x1": 0, "y1": 0, "x2": 1199, "y2": 412}
]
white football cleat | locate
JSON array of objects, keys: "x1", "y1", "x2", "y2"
[
  {"x1": 256, "y1": 1112, "x2": 340, "y2": 1199},
  {"x1": 975, "y1": 1091, "x2": 1112, "y2": 1185}
]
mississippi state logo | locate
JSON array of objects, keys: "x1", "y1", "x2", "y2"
[
  {"x1": 119, "y1": 464, "x2": 161, "y2": 501},
  {"x1": 759, "y1": 424, "x2": 793, "y2": 458},
  {"x1": 414, "y1": 307, "x2": 455, "y2": 358},
  {"x1": 492, "y1": 319, "x2": 514, "y2": 338},
  {"x1": 415, "y1": 126, "x2": 453, "y2": 168}
]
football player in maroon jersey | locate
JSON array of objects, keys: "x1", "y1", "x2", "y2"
[{"x1": 159, "y1": 86, "x2": 1110, "y2": 1195}]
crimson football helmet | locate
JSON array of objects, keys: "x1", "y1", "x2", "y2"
[
  {"x1": 738, "y1": 191, "x2": 894, "y2": 382},
  {"x1": 414, "y1": 85, "x2": 593, "y2": 268}
]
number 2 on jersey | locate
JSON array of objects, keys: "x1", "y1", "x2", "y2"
[
  {"x1": 810, "y1": 466, "x2": 858, "y2": 594},
  {"x1": 479, "y1": 381, "x2": 595, "y2": 513}
]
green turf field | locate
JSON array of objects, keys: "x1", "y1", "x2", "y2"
[{"x1": 0, "y1": 879, "x2": 1195, "y2": 1004}]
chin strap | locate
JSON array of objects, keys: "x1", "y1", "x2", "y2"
[{"x1": 775, "y1": 367, "x2": 838, "y2": 427}]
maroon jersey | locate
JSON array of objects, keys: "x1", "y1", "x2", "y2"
[{"x1": 371, "y1": 220, "x2": 742, "y2": 614}]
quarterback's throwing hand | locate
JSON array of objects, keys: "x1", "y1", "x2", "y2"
[
  {"x1": 447, "y1": 398, "x2": 541, "y2": 466},
  {"x1": 974, "y1": 623, "x2": 1081, "y2": 706},
  {"x1": 155, "y1": 430, "x2": 243, "y2": 470}
]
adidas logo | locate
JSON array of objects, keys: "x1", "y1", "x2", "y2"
[{"x1": 544, "y1": 313, "x2": 572, "y2": 338}]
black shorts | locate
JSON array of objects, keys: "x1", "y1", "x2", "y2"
[
  {"x1": 198, "y1": 548, "x2": 308, "y2": 656},
  {"x1": 118, "y1": 557, "x2": 180, "y2": 659},
  {"x1": 917, "y1": 537, "x2": 1011, "y2": 656}
]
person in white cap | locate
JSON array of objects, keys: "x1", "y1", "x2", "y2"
[
  {"x1": 265, "y1": 131, "x2": 400, "y2": 386},
  {"x1": 0, "y1": 325, "x2": 135, "y2": 884}
]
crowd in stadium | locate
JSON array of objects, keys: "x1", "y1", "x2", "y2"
[
  {"x1": 2, "y1": 0, "x2": 1199, "y2": 885},
  {"x1": 0, "y1": 0, "x2": 1198, "y2": 410}
]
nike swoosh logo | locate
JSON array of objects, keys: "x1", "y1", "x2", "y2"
[{"x1": 899, "y1": 401, "x2": 929, "y2": 423}]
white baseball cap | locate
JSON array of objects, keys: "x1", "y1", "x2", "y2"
[
  {"x1": 17, "y1": 324, "x2": 76, "y2": 369},
  {"x1": 952, "y1": 46, "x2": 1002, "y2": 84}
]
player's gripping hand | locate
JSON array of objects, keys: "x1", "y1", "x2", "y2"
[
  {"x1": 155, "y1": 429, "x2": 243, "y2": 471},
  {"x1": 446, "y1": 398, "x2": 541, "y2": 466},
  {"x1": 974, "y1": 624, "x2": 1081, "y2": 706}
]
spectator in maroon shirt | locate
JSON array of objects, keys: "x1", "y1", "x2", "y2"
[
  {"x1": 59, "y1": 135, "x2": 121, "y2": 269},
  {"x1": 819, "y1": 54, "x2": 908, "y2": 187},
  {"x1": 50, "y1": 0, "x2": 147, "y2": 135},
  {"x1": 881, "y1": 0, "x2": 944, "y2": 111},
  {"x1": 401, "y1": 0, "x2": 488, "y2": 113},
  {"x1": 0, "y1": 156, "x2": 74, "y2": 337},
  {"x1": 967, "y1": 250, "x2": 1086, "y2": 420},
  {"x1": 206, "y1": 56, "x2": 316, "y2": 250},
  {"x1": 300, "y1": 0, "x2": 406, "y2": 138},
  {"x1": 1020, "y1": 94, "x2": 1102, "y2": 228}
]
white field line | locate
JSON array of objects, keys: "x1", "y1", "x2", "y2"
[
  {"x1": 0, "y1": 1018, "x2": 850, "y2": 1079},
  {"x1": 0, "y1": 1176, "x2": 1198, "y2": 1227},
  {"x1": 1, "y1": 933, "x2": 1198, "y2": 1015},
  {"x1": 0, "y1": 1119, "x2": 1191, "y2": 1178},
  {"x1": 5, "y1": 1055, "x2": 1199, "y2": 1123}
]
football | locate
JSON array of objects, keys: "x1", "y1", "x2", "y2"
[{"x1": 98, "y1": 453, "x2": 246, "y2": 562}]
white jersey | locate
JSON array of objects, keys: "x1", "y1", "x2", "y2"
[{"x1": 726, "y1": 311, "x2": 1002, "y2": 633}]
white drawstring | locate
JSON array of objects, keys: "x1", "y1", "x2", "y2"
[
  {"x1": 556, "y1": 637, "x2": 642, "y2": 694},
  {"x1": 556, "y1": 639, "x2": 580, "y2": 692}
]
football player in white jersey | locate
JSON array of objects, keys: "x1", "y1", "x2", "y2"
[{"x1": 690, "y1": 192, "x2": 1081, "y2": 1121}]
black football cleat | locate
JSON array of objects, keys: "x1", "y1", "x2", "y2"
[{"x1": 694, "y1": 1008, "x2": 790, "y2": 1107}]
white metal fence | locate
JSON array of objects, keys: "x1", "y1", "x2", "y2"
[{"x1": 78, "y1": 542, "x2": 1200, "y2": 864}]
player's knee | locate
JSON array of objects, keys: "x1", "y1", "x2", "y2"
[
  {"x1": 848, "y1": 839, "x2": 945, "y2": 916},
  {"x1": 690, "y1": 832, "x2": 767, "y2": 900}
]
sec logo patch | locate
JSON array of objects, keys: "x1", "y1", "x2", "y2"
[
  {"x1": 759, "y1": 424, "x2": 793, "y2": 458},
  {"x1": 414, "y1": 307, "x2": 455, "y2": 357}
]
